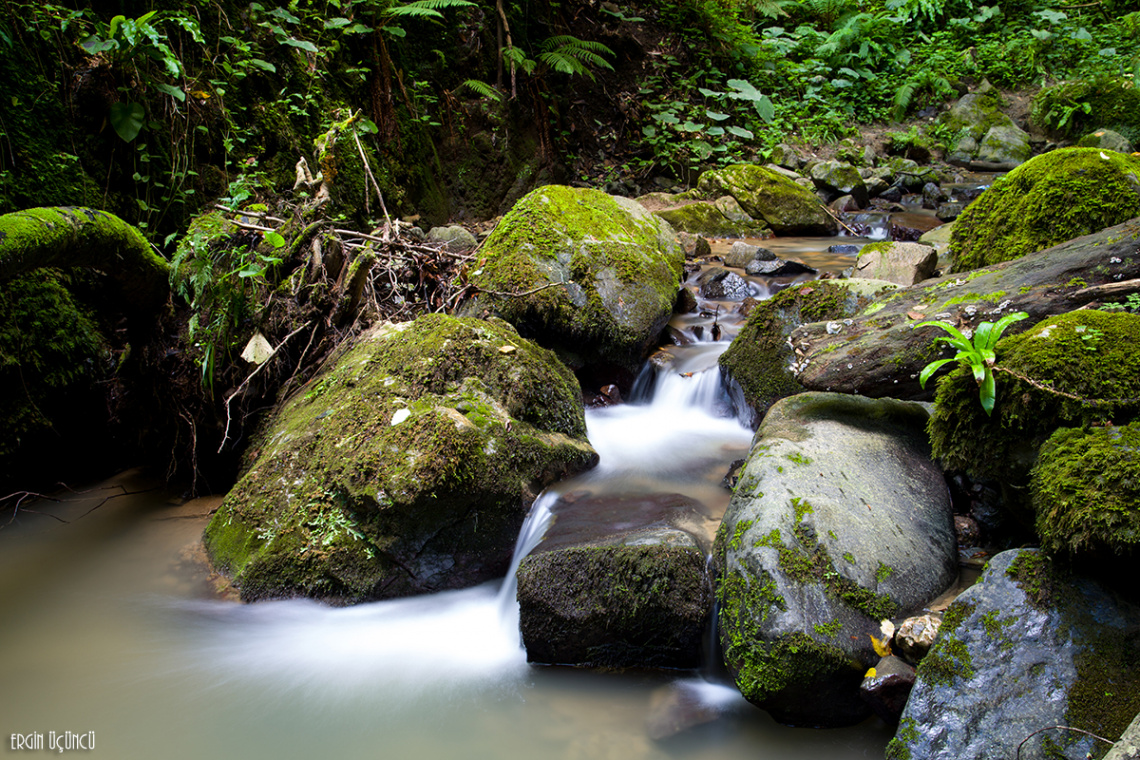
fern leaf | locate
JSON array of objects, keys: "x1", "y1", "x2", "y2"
[
  {"x1": 386, "y1": 0, "x2": 476, "y2": 20},
  {"x1": 456, "y1": 79, "x2": 501, "y2": 101}
]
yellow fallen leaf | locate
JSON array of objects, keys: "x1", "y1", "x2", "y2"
[
  {"x1": 864, "y1": 667, "x2": 877, "y2": 679},
  {"x1": 870, "y1": 634, "x2": 893, "y2": 657}
]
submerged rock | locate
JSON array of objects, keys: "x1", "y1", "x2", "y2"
[
  {"x1": 714, "y1": 393, "x2": 957, "y2": 726},
  {"x1": 696, "y1": 267, "x2": 751, "y2": 300},
  {"x1": 723, "y1": 241, "x2": 776, "y2": 268},
  {"x1": 461, "y1": 185, "x2": 685, "y2": 372},
  {"x1": 949, "y1": 147, "x2": 1140, "y2": 272},
  {"x1": 887, "y1": 549, "x2": 1140, "y2": 760},
  {"x1": 204, "y1": 314, "x2": 597, "y2": 603}
]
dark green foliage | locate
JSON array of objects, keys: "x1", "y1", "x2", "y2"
[{"x1": 1031, "y1": 76, "x2": 1140, "y2": 143}]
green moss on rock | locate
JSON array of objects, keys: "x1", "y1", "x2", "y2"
[
  {"x1": 204, "y1": 313, "x2": 597, "y2": 603},
  {"x1": 949, "y1": 148, "x2": 1140, "y2": 272},
  {"x1": 463, "y1": 185, "x2": 684, "y2": 371},
  {"x1": 695, "y1": 164, "x2": 838, "y2": 236},
  {"x1": 929, "y1": 310, "x2": 1140, "y2": 492},
  {"x1": 1031, "y1": 423, "x2": 1140, "y2": 559}
]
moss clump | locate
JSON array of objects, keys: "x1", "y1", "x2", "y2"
[
  {"x1": 885, "y1": 716, "x2": 919, "y2": 760},
  {"x1": 654, "y1": 201, "x2": 770, "y2": 238},
  {"x1": 204, "y1": 314, "x2": 597, "y2": 603},
  {"x1": 928, "y1": 311, "x2": 1140, "y2": 490},
  {"x1": 719, "y1": 280, "x2": 871, "y2": 419},
  {"x1": 695, "y1": 164, "x2": 837, "y2": 236},
  {"x1": 949, "y1": 148, "x2": 1140, "y2": 272},
  {"x1": 464, "y1": 185, "x2": 684, "y2": 370},
  {"x1": 1031, "y1": 423, "x2": 1140, "y2": 559}
]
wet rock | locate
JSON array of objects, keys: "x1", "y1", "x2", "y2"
[
  {"x1": 829, "y1": 194, "x2": 861, "y2": 213},
  {"x1": 697, "y1": 267, "x2": 751, "y2": 300},
  {"x1": 721, "y1": 458, "x2": 746, "y2": 490},
  {"x1": 768, "y1": 143, "x2": 804, "y2": 171},
  {"x1": 461, "y1": 185, "x2": 685, "y2": 372},
  {"x1": 888, "y1": 549, "x2": 1140, "y2": 760},
  {"x1": 714, "y1": 393, "x2": 957, "y2": 726},
  {"x1": 810, "y1": 160, "x2": 870, "y2": 207},
  {"x1": 723, "y1": 241, "x2": 776, "y2": 268},
  {"x1": 860, "y1": 655, "x2": 917, "y2": 723},
  {"x1": 895, "y1": 613, "x2": 941, "y2": 661},
  {"x1": 828, "y1": 244, "x2": 862, "y2": 255},
  {"x1": 853, "y1": 242, "x2": 938, "y2": 286},
  {"x1": 935, "y1": 201, "x2": 964, "y2": 221},
  {"x1": 204, "y1": 314, "x2": 597, "y2": 603},
  {"x1": 921, "y1": 182, "x2": 946, "y2": 210},
  {"x1": 654, "y1": 200, "x2": 771, "y2": 239},
  {"x1": 517, "y1": 518, "x2": 712, "y2": 668},
  {"x1": 865, "y1": 176, "x2": 890, "y2": 198},
  {"x1": 878, "y1": 185, "x2": 904, "y2": 203},
  {"x1": 745, "y1": 258, "x2": 816, "y2": 277},
  {"x1": 737, "y1": 297, "x2": 760, "y2": 317},
  {"x1": 954, "y1": 515, "x2": 980, "y2": 547},
  {"x1": 674, "y1": 286, "x2": 698, "y2": 314},
  {"x1": 888, "y1": 222, "x2": 923, "y2": 242},
  {"x1": 646, "y1": 681, "x2": 741, "y2": 740}
]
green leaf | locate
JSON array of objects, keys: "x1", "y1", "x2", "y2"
[
  {"x1": 678, "y1": 120, "x2": 703, "y2": 132},
  {"x1": 705, "y1": 110, "x2": 730, "y2": 121},
  {"x1": 726, "y1": 79, "x2": 765, "y2": 101},
  {"x1": 249, "y1": 58, "x2": 277, "y2": 72},
  {"x1": 109, "y1": 101, "x2": 146, "y2": 142},
  {"x1": 726, "y1": 125, "x2": 754, "y2": 139},
  {"x1": 325, "y1": 17, "x2": 352, "y2": 29},
  {"x1": 753, "y1": 95, "x2": 775, "y2": 124},
  {"x1": 706, "y1": 126, "x2": 725, "y2": 136},
  {"x1": 979, "y1": 370, "x2": 996, "y2": 415},
  {"x1": 282, "y1": 37, "x2": 319, "y2": 53},
  {"x1": 642, "y1": 125, "x2": 657, "y2": 138},
  {"x1": 152, "y1": 82, "x2": 186, "y2": 102},
  {"x1": 919, "y1": 357, "x2": 957, "y2": 388},
  {"x1": 268, "y1": 7, "x2": 301, "y2": 24},
  {"x1": 264, "y1": 231, "x2": 287, "y2": 249}
]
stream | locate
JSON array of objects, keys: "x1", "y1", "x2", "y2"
[{"x1": 0, "y1": 228, "x2": 935, "y2": 759}]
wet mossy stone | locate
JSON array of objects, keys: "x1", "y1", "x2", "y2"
[
  {"x1": 460, "y1": 185, "x2": 685, "y2": 372},
  {"x1": 204, "y1": 314, "x2": 598, "y2": 603},
  {"x1": 928, "y1": 311, "x2": 1140, "y2": 493},
  {"x1": 695, "y1": 164, "x2": 838, "y2": 236},
  {"x1": 714, "y1": 392, "x2": 956, "y2": 727},
  {"x1": 809, "y1": 160, "x2": 869, "y2": 207},
  {"x1": 1031, "y1": 423, "x2": 1140, "y2": 562},
  {"x1": 949, "y1": 148, "x2": 1140, "y2": 273},
  {"x1": 517, "y1": 525, "x2": 712, "y2": 668},
  {"x1": 888, "y1": 549, "x2": 1140, "y2": 760},
  {"x1": 653, "y1": 200, "x2": 770, "y2": 239},
  {"x1": 717, "y1": 279, "x2": 895, "y2": 424}
]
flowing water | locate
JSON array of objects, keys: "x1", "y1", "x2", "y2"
[{"x1": 0, "y1": 242, "x2": 907, "y2": 760}]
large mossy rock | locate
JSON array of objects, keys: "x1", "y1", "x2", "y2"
[
  {"x1": 718, "y1": 279, "x2": 898, "y2": 424},
  {"x1": 204, "y1": 314, "x2": 598, "y2": 603},
  {"x1": 651, "y1": 199, "x2": 771, "y2": 238},
  {"x1": 786, "y1": 218, "x2": 1140, "y2": 400},
  {"x1": 929, "y1": 311, "x2": 1140, "y2": 492},
  {"x1": 809, "y1": 160, "x2": 869, "y2": 207},
  {"x1": 1031, "y1": 423, "x2": 1140, "y2": 562},
  {"x1": 715, "y1": 393, "x2": 957, "y2": 727},
  {"x1": 461, "y1": 185, "x2": 685, "y2": 372},
  {"x1": 695, "y1": 164, "x2": 838, "y2": 236},
  {"x1": 887, "y1": 549, "x2": 1140, "y2": 760},
  {"x1": 949, "y1": 148, "x2": 1140, "y2": 272}
]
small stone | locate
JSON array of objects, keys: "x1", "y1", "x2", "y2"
[
  {"x1": 896, "y1": 613, "x2": 941, "y2": 661},
  {"x1": 498, "y1": 345, "x2": 517, "y2": 354},
  {"x1": 860, "y1": 655, "x2": 917, "y2": 723}
]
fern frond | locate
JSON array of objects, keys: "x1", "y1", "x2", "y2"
[
  {"x1": 537, "y1": 35, "x2": 614, "y2": 78},
  {"x1": 892, "y1": 81, "x2": 918, "y2": 121},
  {"x1": 386, "y1": 0, "x2": 476, "y2": 20},
  {"x1": 456, "y1": 79, "x2": 501, "y2": 101}
]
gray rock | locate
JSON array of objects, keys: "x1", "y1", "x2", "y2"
[
  {"x1": 1105, "y1": 713, "x2": 1140, "y2": 760},
  {"x1": 853, "y1": 242, "x2": 938, "y2": 286},
  {"x1": 889, "y1": 549, "x2": 1140, "y2": 760},
  {"x1": 768, "y1": 143, "x2": 804, "y2": 170},
  {"x1": 811, "y1": 160, "x2": 870, "y2": 207},
  {"x1": 922, "y1": 182, "x2": 946, "y2": 210},
  {"x1": 746, "y1": 257, "x2": 816, "y2": 277},
  {"x1": 715, "y1": 392, "x2": 957, "y2": 726},
  {"x1": 697, "y1": 267, "x2": 751, "y2": 300},
  {"x1": 426, "y1": 224, "x2": 477, "y2": 251},
  {"x1": 1078, "y1": 128, "x2": 1135, "y2": 155},
  {"x1": 724, "y1": 241, "x2": 776, "y2": 268},
  {"x1": 975, "y1": 122, "x2": 1032, "y2": 167},
  {"x1": 935, "y1": 201, "x2": 965, "y2": 221}
]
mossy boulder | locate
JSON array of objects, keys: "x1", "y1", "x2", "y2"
[
  {"x1": 517, "y1": 525, "x2": 712, "y2": 668},
  {"x1": 929, "y1": 310, "x2": 1140, "y2": 493},
  {"x1": 715, "y1": 393, "x2": 957, "y2": 726},
  {"x1": 695, "y1": 164, "x2": 838, "y2": 236},
  {"x1": 949, "y1": 148, "x2": 1140, "y2": 273},
  {"x1": 460, "y1": 185, "x2": 685, "y2": 372},
  {"x1": 1078, "y1": 129, "x2": 1135, "y2": 155},
  {"x1": 718, "y1": 279, "x2": 898, "y2": 424},
  {"x1": 809, "y1": 160, "x2": 869, "y2": 207},
  {"x1": 1031, "y1": 423, "x2": 1140, "y2": 562},
  {"x1": 652, "y1": 199, "x2": 770, "y2": 238},
  {"x1": 204, "y1": 314, "x2": 598, "y2": 603},
  {"x1": 887, "y1": 549, "x2": 1140, "y2": 760},
  {"x1": 941, "y1": 87, "x2": 1031, "y2": 170}
]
